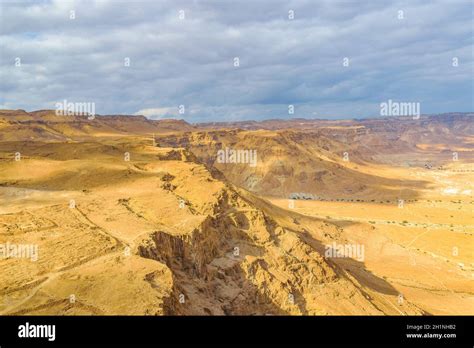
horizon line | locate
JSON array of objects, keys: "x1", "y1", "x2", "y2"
[{"x1": 1, "y1": 109, "x2": 473, "y2": 125}]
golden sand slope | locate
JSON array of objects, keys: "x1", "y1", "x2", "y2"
[
  {"x1": 0, "y1": 138, "x2": 425, "y2": 315},
  {"x1": 0, "y1": 110, "x2": 472, "y2": 315}
]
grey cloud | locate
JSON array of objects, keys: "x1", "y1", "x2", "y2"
[{"x1": 0, "y1": 0, "x2": 472, "y2": 120}]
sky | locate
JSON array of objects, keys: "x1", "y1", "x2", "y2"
[{"x1": 0, "y1": 0, "x2": 472, "y2": 122}]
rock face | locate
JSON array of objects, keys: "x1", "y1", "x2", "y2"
[
  {"x1": 1, "y1": 110, "x2": 469, "y2": 315},
  {"x1": 0, "y1": 109, "x2": 195, "y2": 142},
  {"x1": 134, "y1": 180, "x2": 418, "y2": 315},
  {"x1": 156, "y1": 113, "x2": 474, "y2": 201},
  {"x1": 0, "y1": 138, "x2": 421, "y2": 315}
]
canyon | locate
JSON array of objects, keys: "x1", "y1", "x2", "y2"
[{"x1": 0, "y1": 110, "x2": 472, "y2": 315}]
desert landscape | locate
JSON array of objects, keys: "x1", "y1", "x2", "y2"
[{"x1": 0, "y1": 109, "x2": 472, "y2": 315}]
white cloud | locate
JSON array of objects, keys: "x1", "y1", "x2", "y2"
[
  {"x1": 0, "y1": 0, "x2": 472, "y2": 121},
  {"x1": 135, "y1": 107, "x2": 180, "y2": 119}
]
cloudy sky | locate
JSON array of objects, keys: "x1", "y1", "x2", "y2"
[{"x1": 0, "y1": 0, "x2": 472, "y2": 121}]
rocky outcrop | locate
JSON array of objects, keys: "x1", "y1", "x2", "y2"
[{"x1": 135, "y1": 185, "x2": 390, "y2": 315}]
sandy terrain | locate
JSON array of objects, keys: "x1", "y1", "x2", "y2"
[
  {"x1": 0, "y1": 110, "x2": 472, "y2": 315},
  {"x1": 269, "y1": 162, "x2": 473, "y2": 315}
]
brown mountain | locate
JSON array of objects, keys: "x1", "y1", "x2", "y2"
[{"x1": 0, "y1": 110, "x2": 472, "y2": 315}]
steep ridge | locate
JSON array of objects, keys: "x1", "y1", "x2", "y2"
[
  {"x1": 131, "y1": 150, "x2": 423, "y2": 315},
  {"x1": 0, "y1": 109, "x2": 470, "y2": 315},
  {"x1": 0, "y1": 109, "x2": 195, "y2": 142},
  {"x1": 0, "y1": 137, "x2": 422, "y2": 315},
  {"x1": 155, "y1": 129, "x2": 426, "y2": 200},
  {"x1": 155, "y1": 114, "x2": 473, "y2": 201}
]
